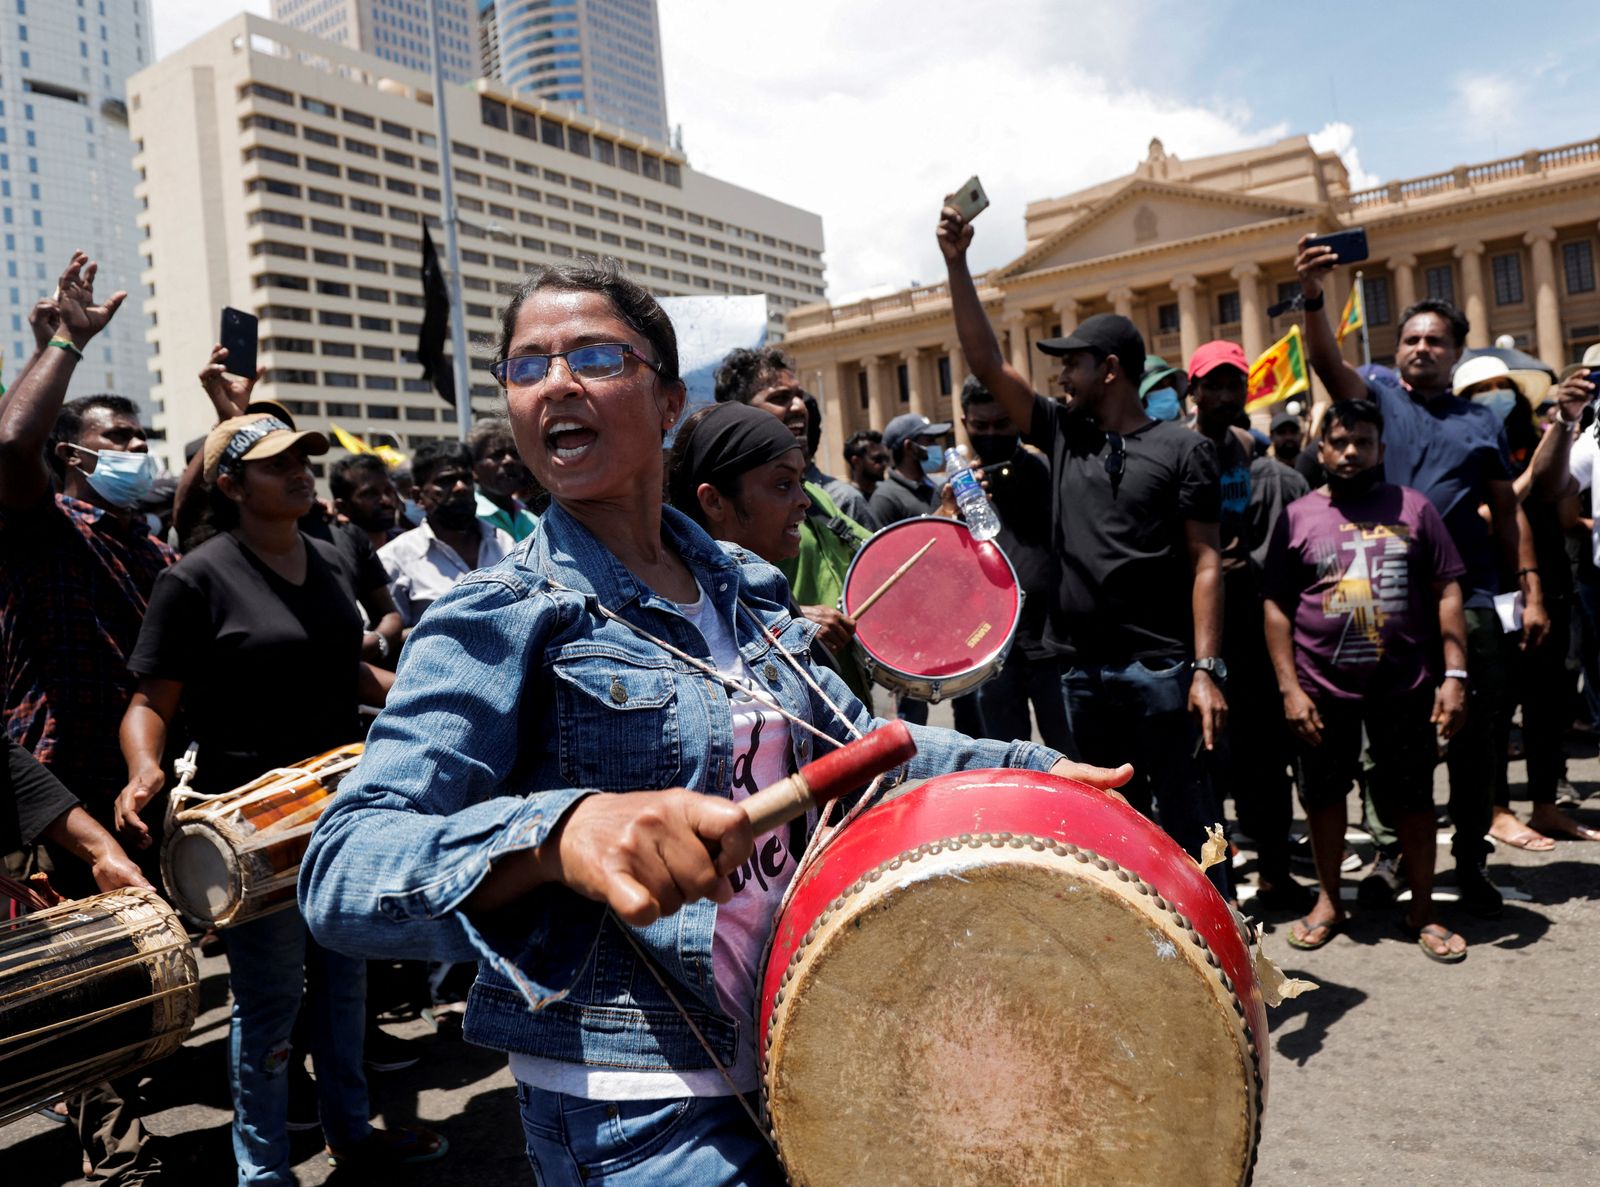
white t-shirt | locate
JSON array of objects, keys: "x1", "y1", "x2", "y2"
[
  {"x1": 510, "y1": 584, "x2": 801, "y2": 1099},
  {"x1": 1569, "y1": 432, "x2": 1599, "y2": 566}
]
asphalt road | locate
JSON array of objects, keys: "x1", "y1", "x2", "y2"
[{"x1": 7, "y1": 718, "x2": 1600, "y2": 1187}]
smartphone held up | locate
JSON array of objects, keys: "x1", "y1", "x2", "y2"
[{"x1": 947, "y1": 175, "x2": 990, "y2": 224}]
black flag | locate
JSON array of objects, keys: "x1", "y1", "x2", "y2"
[{"x1": 418, "y1": 225, "x2": 454, "y2": 406}]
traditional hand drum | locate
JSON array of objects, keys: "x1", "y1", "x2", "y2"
[
  {"x1": 840, "y1": 516, "x2": 1020, "y2": 702},
  {"x1": 760, "y1": 770, "x2": 1267, "y2": 1187},
  {"x1": 0, "y1": 887, "x2": 198, "y2": 1126},
  {"x1": 162, "y1": 743, "x2": 363, "y2": 929}
]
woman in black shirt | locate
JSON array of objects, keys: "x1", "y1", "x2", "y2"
[{"x1": 115, "y1": 414, "x2": 440, "y2": 1182}]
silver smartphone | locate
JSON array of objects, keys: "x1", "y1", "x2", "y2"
[{"x1": 949, "y1": 175, "x2": 990, "y2": 222}]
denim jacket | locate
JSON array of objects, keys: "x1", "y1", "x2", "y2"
[{"x1": 299, "y1": 502, "x2": 1063, "y2": 1072}]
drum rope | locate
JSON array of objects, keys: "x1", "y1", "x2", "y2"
[{"x1": 167, "y1": 757, "x2": 359, "y2": 818}]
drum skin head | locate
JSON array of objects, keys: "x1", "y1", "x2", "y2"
[
  {"x1": 761, "y1": 773, "x2": 1263, "y2": 1187},
  {"x1": 165, "y1": 828, "x2": 240, "y2": 924}
]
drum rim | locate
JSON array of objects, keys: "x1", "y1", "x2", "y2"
[
  {"x1": 839, "y1": 515, "x2": 1024, "y2": 685},
  {"x1": 760, "y1": 832, "x2": 1265, "y2": 1186},
  {"x1": 161, "y1": 823, "x2": 244, "y2": 927}
]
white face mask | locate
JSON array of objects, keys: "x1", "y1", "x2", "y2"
[{"x1": 1472, "y1": 390, "x2": 1516, "y2": 422}]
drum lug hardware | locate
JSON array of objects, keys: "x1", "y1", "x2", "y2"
[{"x1": 928, "y1": 679, "x2": 945, "y2": 703}]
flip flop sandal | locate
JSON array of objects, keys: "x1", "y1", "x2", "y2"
[
  {"x1": 1402, "y1": 921, "x2": 1467, "y2": 964},
  {"x1": 1492, "y1": 828, "x2": 1555, "y2": 851},
  {"x1": 1286, "y1": 915, "x2": 1346, "y2": 951}
]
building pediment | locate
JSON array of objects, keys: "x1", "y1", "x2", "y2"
[{"x1": 1001, "y1": 178, "x2": 1318, "y2": 277}]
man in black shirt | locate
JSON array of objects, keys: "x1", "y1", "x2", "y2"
[
  {"x1": 939, "y1": 205, "x2": 1230, "y2": 894},
  {"x1": 843, "y1": 430, "x2": 890, "y2": 505},
  {"x1": 959, "y1": 378, "x2": 1073, "y2": 754},
  {"x1": 869, "y1": 412, "x2": 952, "y2": 526}
]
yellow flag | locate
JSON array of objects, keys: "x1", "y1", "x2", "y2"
[
  {"x1": 328, "y1": 422, "x2": 371, "y2": 454},
  {"x1": 1335, "y1": 281, "x2": 1365, "y2": 345},
  {"x1": 1245, "y1": 325, "x2": 1310, "y2": 412},
  {"x1": 371, "y1": 444, "x2": 409, "y2": 469}
]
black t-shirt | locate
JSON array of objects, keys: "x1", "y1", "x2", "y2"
[
  {"x1": 129, "y1": 531, "x2": 363, "y2": 795},
  {"x1": 981, "y1": 445, "x2": 1057, "y2": 658},
  {"x1": 1294, "y1": 447, "x2": 1326, "y2": 491},
  {"x1": 1026, "y1": 396, "x2": 1221, "y2": 664},
  {"x1": 2, "y1": 734, "x2": 77, "y2": 855}
]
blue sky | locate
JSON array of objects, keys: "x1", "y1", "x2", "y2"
[{"x1": 156, "y1": 1, "x2": 1600, "y2": 298}]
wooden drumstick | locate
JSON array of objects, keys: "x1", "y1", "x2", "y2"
[
  {"x1": 850, "y1": 538, "x2": 936, "y2": 622},
  {"x1": 741, "y1": 721, "x2": 917, "y2": 836}
]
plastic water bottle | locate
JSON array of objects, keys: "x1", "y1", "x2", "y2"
[{"x1": 944, "y1": 448, "x2": 1001, "y2": 541}]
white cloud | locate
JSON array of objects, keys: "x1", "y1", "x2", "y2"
[
  {"x1": 659, "y1": 0, "x2": 1288, "y2": 300},
  {"x1": 153, "y1": 1, "x2": 271, "y2": 59},
  {"x1": 1308, "y1": 121, "x2": 1380, "y2": 191},
  {"x1": 1455, "y1": 72, "x2": 1522, "y2": 126}
]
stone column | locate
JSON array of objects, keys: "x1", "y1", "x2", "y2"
[
  {"x1": 1386, "y1": 253, "x2": 1417, "y2": 315},
  {"x1": 944, "y1": 343, "x2": 972, "y2": 453},
  {"x1": 1171, "y1": 273, "x2": 1201, "y2": 366},
  {"x1": 1108, "y1": 286, "x2": 1135, "y2": 320},
  {"x1": 1003, "y1": 312, "x2": 1033, "y2": 376},
  {"x1": 862, "y1": 355, "x2": 894, "y2": 431},
  {"x1": 904, "y1": 346, "x2": 935, "y2": 420},
  {"x1": 1053, "y1": 297, "x2": 1080, "y2": 338},
  {"x1": 1230, "y1": 263, "x2": 1265, "y2": 362},
  {"x1": 1524, "y1": 227, "x2": 1563, "y2": 368},
  {"x1": 1454, "y1": 240, "x2": 1489, "y2": 348}
]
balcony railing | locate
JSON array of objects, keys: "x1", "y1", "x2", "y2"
[
  {"x1": 1343, "y1": 137, "x2": 1600, "y2": 212},
  {"x1": 787, "y1": 276, "x2": 999, "y2": 334}
]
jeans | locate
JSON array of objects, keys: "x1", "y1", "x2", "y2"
[
  {"x1": 1061, "y1": 657, "x2": 1232, "y2": 898},
  {"x1": 1445, "y1": 608, "x2": 1509, "y2": 866},
  {"x1": 226, "y1": 907, "x2": 371, "y2": 1186},
  {"x1": 974, "y1": 651, "x2": 1076, "y2": 755},
  {"x1": 516, "y1": 1084, "x2": 784, "y2": 1186}
]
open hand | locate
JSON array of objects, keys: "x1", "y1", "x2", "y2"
[
  {"x1": 199, "y1": 344, "x2": 264, "y2": 420},
  {"x1": 1048, "y1": 757, "x2": 1134, "y2": 805},
  {"x1": 114, "y1": 765, "x2": 167, "y2": 850},
  {"x1": 54, "y1": 250, "x2": 127, "y2": 350}
]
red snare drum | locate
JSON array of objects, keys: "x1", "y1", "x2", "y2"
[
  {"x1": 760, "y1": 770, "x2": 1266, "y2": 1187},
  {"x1": 840, "y1": 516, "x2": 1020, "y2": 702}
]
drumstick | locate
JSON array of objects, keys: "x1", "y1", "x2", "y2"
[
  {"x1": 742, "y1": 721, "x2": 916, "y2": 836},
  {"x1": 850, "y1": 538, "x2": 936, "y2": 621}
]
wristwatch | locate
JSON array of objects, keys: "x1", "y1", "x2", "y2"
[{"x1": 1192, "y1": 657, "x2": 1228, "y2": 683}]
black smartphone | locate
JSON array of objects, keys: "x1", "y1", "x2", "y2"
[
  {"x1": 1304, "y1": 227, "x2": 1369, "y2": 266},
  {"x1": 219, "y1": 306, "x2": 258, "y2": 380},
  {"x1": 948, "y1": 175, "x2": 990, "y2": 222}
]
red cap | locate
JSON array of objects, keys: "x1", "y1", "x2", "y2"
[{"x1": 1188, "y1": 340, "x2": 1249, "y2": 384}]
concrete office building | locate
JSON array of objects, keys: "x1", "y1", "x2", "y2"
[
  {"x1": 0, "y1": 0, "x2": 153, "y2": 416},
  {"x1": 270, "y1": 0, "x2": 479, "y2": 84},
  {"x1": 482, "y1": 0, "x2": 670, "y2": 142},
  {"x1": 785, "y1": 135, "x2": 1600, "y2": 472},
  {"x1": 128, "y1": 14, "x2": 825, "y2": 474}
]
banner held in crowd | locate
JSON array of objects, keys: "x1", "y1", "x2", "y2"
[{"x1": 1245, "y1": 324, "x2": 1309, "y2": 412}]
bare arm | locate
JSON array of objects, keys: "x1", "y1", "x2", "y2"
[
  {"x1": 1184, "y1": 518, "x2": 1227, "y2": 750},
  {"x1": 1514, "y1": 418, "x2": 1576, "y2": 504},
  {"x1": 937, "y1": 205, "x2": 1035, "y2": 431},
  {"x1": 42, "y1": 805, "x2": 154, "y2": 893},
  {"x1": 1431, "y1": 579, "x2": 1468, "y2": 738},
  {"x1": 115, "y1": 677, "x2": 182, "y2": 848},
  {"x1": 359, "y1": 584, "x2": 404, "y2": 667},
  {"x1": 1264, "y1": 595, "x2": 1322, "y2": 747},
  {"x1": 1513, "y1": 501, "x2": 1548, "y2": 650},
  {"x1": 8, "y1": 299, "x2": 62, "y2": 393},
  {"x1": 175, "y1": 345, "x2": 265, "y2": 544},
  {"x1": 1293, "y1": 234, "x2": 1367, "y2": 404},
  {"x1": 357, "y1": 660, "x2": 396, "y2": 707}
]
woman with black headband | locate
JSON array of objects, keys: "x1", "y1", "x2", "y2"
[
  {"x1": 115, "y1": 413, "x2": 444, "y2": 1182},
  {"x1": 300, "y1": 259, "x2": 1131, "y2": 1186}
]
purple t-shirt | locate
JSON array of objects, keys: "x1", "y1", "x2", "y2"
[{"x1": 1263, "y1": 483, "x2": 1465, "y2": 700}]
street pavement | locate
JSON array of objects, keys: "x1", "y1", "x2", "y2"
[{"x1": 7, "y1": 716, "x2": 1600, "y2": 1186}]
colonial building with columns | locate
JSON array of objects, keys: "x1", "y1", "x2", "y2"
[{"x1": 785, "y1": 133, "x2": 1600, "y2": 471}]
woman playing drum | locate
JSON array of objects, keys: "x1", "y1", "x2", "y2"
[{"x1": 298, "y1": 260, "x2": 1131, "y2": 1186}]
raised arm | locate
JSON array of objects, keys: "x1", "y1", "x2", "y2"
[
  {"x1": 937, "y1": 205, "x2": 1035, "y2": 431},
  {"x1": 0, "y1": 252, "x2": 127, "y2": 508},
  {"x1": 1294, "y1": 234, "x2": 1367, "y2": 404},
  {"x1": 174, "y1": 345, "x2": 264, "y2": 544}
]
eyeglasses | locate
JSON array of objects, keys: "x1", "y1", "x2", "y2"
[
  {"x1": 490, "y1": 342, "x2": 660, "y2": 390},
  {"x1": 1104, "y1": 430, "x2": 1126, "y2": 492}
]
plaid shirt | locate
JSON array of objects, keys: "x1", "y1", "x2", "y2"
[{"x1": 0, "y1": 494, "x2": 176, "y2": 800}]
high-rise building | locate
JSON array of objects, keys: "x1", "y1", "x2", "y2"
[
  {"x1": 129, "y1": 15, "x2": 826, "y2": 475},
  {"x1": 0, "y1": 0, "x2": 154, "y2": 417},
  {"x1": 269, "y1": 0, "x2": 479, "y2": 84},
  {"x1": 483, "y1": 0, "x2": 670, "y2": 143}
]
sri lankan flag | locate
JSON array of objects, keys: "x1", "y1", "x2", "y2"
[
  {"x1": 1335, "y1": 280, "x2": 1365, "y2": 345},
  {"x1": 329, "y1": 421, "x2": 408, "y2": 469},
  {"x1": 1245, "y1": 325, "x2": 1309, "y2": 412}
]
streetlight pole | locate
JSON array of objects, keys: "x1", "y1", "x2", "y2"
[{"x1": 425, "y1": 0, "x2": 473, "y2": 441}]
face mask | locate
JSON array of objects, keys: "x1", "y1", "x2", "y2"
[
  {"x1": 1473, "y1": 390, "x2": 1516, "y2": 422},
  {"x1": 68, "y1": 445, "x2": 159, "y2": 509},
  {"x1": 1324, "y1": 465, "x2": 1383, "y2": 500},
  {"x1": 429, "y1": 493, "x2": 479, "y2": 531},
  {"x1": 401, "y1": 497, "x2": 425, "y2": 525},
  {"x1": 1145, "y1": 388, "x2": 1183, "y2": 422},
  {"x1": 144, "y1": 513, "x2": 163, "y2": 538},
  {"x1": 919, "y1": 444, "x2": 943, "y2": 476},
  {"x1": 969, "y1": 433, "x2": 1019, "y2": 465}
]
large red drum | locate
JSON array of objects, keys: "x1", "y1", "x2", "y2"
[
  {"x1": 759, "y1": 770, "x2": 1266, "y2": 1187},
  {"x1": 840, "y1": 516, "x2": 1020, "y2": 702}
]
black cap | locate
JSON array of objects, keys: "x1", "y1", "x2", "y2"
[
  {"x1": 1270, "y1": 410, "x2": 1300, "y2": 431},
  {"x1": 1036, "y1": 313, "x2": 1146, "y2": 382}
]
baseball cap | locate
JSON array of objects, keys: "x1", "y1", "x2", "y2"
[
  {"x1": 1188, "y1": 340, "x2": 1249, "y2": 385},
  {"x1": 1138, "y1": 355, "x2": 1184, "y2": 400},
  {"x1": 245, "y1": 398, "x2": 297, "y2": 428},
  {"x1": 882, "y1": 412, "x2": 952, "y2": 458},
  {"x1": 1036, "y1": 313, "x2": 1146, "y2": 374},
  {"x1": 203, "y1": 413, "x2": 329, "y2": 485},
  {"x1": 1270, "y1": 410, "x2": 1300, "y2": 432},
  {"x1": 1558, "y1": 342, "x2": 1600, "y2": 382},
  {"x1": 1451, "y1": 355, "x2": 1518, "y2": 397}
]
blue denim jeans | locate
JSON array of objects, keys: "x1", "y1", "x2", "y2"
[
  {"x1": 226, "y1": 908, "x2": 371, "y2": 1186},
  {"x1": 975, "y1": 651, "x2": 1075, "y2": 755},
  {"x1": 1061, "y1": 657, "x2": 1232, "y2": 898},
  {"x1": 515, "y1": 1084, "x2": 784, "y2": 1186}
]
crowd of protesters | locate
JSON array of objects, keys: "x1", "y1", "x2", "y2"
[{"x1": 4, "y1": 190, "x2": 1600, "y2": 1183}]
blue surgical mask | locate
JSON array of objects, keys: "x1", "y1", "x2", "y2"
[
  {"x1": 402, "y1": 497, "x2": 425, "y2": 526},
  {"x1": 67, "y1": 445, "x2": 159, "y2": 509},
  {"x1": 1473, "y1": 390, "x2": 1516, "y2": 422},
  {"x1": 920, "y1": 443, "x2": 943, "y2": 476},
  {"x1": 1145, "y1": 387, "x2": 1183, "y2": 422}
]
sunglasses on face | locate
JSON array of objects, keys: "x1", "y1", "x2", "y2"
[{"x1": 490, "y1": 342, "x2": 660, "y2": 389}]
